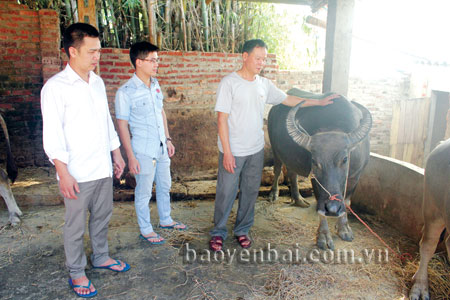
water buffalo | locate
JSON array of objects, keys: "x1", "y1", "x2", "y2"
[
  {"x1": 268, "y1": 89, "x2": 372, "y2": 250},
  {"x1": 409, "y1": 138, "x2": 450, "y2": 300},
  {"x1": 0, "y1": 113, "x2": 21, "y2": 226}
]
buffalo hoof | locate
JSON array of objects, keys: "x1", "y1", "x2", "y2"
[
  {"x1": 292, "y1": 198, "x2": 310, "y2": 208},
  {"x1": 409, "y1": 282, "x2": 429, "y2": 300},
  {"x1": 317, "y1": 232, "x2": 334, "y2": 250},
  {"x1": 268, "y1": 190, "x2": 279, "y2": 202},
  {"x1": 337, "y1": 223, "x2": 354, "y2": 242},
  {"x1": 9, "y1": 212, "x2": 21, "y2": 226}
]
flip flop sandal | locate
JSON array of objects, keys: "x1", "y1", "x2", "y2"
[
  {"x1": 139, "y1": 233, "x2": 165, "y2": 245},
  {"x1": 159, "y1": 221, "x2": 187, "y2": 231},
  {"x1": 236, "y1": 235, "x2": 251, "y2": 249},
  {"x1": 93, "y1": 259, "x2": 130, "y2": 272},
  {"x1": 209, "y1": 236, "x2": 223, "y2": 252},
  {"x1": 68, "y1": 278, "x2": 97, "y2": 298}
]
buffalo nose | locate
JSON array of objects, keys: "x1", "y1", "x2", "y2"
[{"x1": 325, "y1": 202, "x2": 340, "y2": 216}]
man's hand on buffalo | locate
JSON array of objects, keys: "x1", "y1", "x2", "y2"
[
  {"x1": 283, "y1": 93, "x2": 340, "y2": 108},
  {"x1": 319, "y1": 93, "x2": 340, "y2": 106}
]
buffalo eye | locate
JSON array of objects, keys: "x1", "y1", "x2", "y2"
[
  {"x1": 342, "y1": 156, "x2": 348, "y2": 164},
  {"x1": 312, "y1": 158, "x2": 322, "y2": 170}
]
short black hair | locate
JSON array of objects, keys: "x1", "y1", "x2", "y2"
[
  {"x1": 63, "y1": 23, "x2": 99, "y2": 58},
  {"x1": 129, "y1": 41, "x2": 159, "y2": 68},
  {"x1": 242, "y1": 39, "x2": 267, "y2": 54}
]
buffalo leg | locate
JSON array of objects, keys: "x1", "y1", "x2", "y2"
[
  {"x1": 317, "y1": 215, "x2": 334, "y2": 250},
  {"x1": 287, "y1": 169, "x2": 309, "y2": 208},
  {"x1": 268, "y1": 155, "x2": 282, "y2": 203},
  {"x1": 0, "y1": 180, "x2": 22, "y2": 226},
  {"x1": 409, "y1": 219, "x2": 444, "y2": 300},
  {"x1": 336, "y1": 212, "x2": 354, "y2": 241}
]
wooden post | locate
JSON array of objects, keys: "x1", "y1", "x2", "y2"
[
  {"x1": 322, "y1": 0, "x2": 355, "y2": 96},
  {"x1": 78, "y1": 0, "x2": 97, "y2": 26}
]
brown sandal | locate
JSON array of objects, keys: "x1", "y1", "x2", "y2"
[
  {"x1": 209, "y1": 236, "x2": 223, "y2": 252},
  {"x1": 236, "y1": 235, "x2": 251, "y2": 249}
]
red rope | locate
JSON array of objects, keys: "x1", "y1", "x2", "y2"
[{"x1": 328, "y1": 194, "x2": 412, "y2": 262}]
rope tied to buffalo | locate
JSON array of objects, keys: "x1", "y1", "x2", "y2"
[{"x1": 311, "y1": 171, "x2": 412, "y2": 263}]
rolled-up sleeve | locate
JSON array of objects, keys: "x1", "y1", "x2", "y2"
[
  {"x1": 40, "y1": 83, "x2": 69, "y2": 165},
  {"x1": 115, "y1": 89, "x2": 131, "y2": 121},
  {"x1": 107, "y1": 111, "x2": 121, "y2": 151}
]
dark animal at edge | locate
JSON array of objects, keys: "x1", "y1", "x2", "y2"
[
  {"x1": 409, "y1": 138, "x2": 450, "y2": 300},
  {"x1": 268, "y1": 89, "x2": 372, "y2": 250},
  {"x1": 0, "y1": 113, "x2": 21, "y2": 225}
]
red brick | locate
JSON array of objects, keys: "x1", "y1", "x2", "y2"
[
  {"x1": 114, "y1": 62, "x2": 131, "y2": 67},
  {"x1": 38, "y1": 10, "x2": 57, "y2": 16},
  {"x1": 100, "y1": 67, "x2": 109, "y2": 73},
  {"x1": 13, "y1": 35, "x2": 29, "y2": 41},
  {"x1": 0, "y1": 28, "x2": 16, "y2": 34},
  {"x1": 19, "y1": 10, "x2": 38, "y2": 16},
  {"x1": 101, "y1": 49, "x2": 113, "y2": 53},
  {"x1": 101, "y1": 74, "x2": 114, "y2": 79},
  {"x1": 10, "y1": 16, "x2": 33, "y2": 22},
  {"x1": 0, "y1": 103, "x2": 13, "y2": 109},
  {"x1": 174, "y1": 64, "x2": 184, "y2": 68},
  {"x1": 12, "y1": 90, "x2": 32, "y2": 96},
  {"x1": 109, "y1": 68, "x2": 125, "y2": 73},
  {"x1": 3, "y1": 55, "x2": 20, "y2": 61},
  {"x1": 117, "y1": 75, "x2": 131, "y2": 80},
  {"x1": 182, "y1": 52, "x2": 198, "y2": 57},
  {"x1": 165, "y1": 51, "x2": 183, "y2": 56},
  {"x1": 0, "y1": 41, "x2": 16, "y2": 47},
  {"x1": 100, "y1": 61, "x2": 113, "y2": 66}
]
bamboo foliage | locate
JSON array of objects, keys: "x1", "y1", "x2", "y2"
[{"x1": 18, "y1": 0, "x2": 314, "y2": 55}]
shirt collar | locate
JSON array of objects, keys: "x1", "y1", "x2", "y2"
[
  {"x1": 131, "y1": 73, "x2": 157, "y2": 89},
  {"x1": 64, "y1": 63, "x2": 100, "y2": 85}
]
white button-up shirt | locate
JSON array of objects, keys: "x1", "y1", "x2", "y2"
[{"x1": 41, "y1": 64, "x2": 121, "y2": 183}]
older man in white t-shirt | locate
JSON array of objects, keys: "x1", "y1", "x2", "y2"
[{"x1": 209, "y1": 39, "x2": 338, "y2": 252}]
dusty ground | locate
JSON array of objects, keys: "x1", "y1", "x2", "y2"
[
  {"x1": 0, "y1": 168, "x2": 437, "y2": 300},
  {"x1": 1, "y1": 201, "x2": 418, "y2": 299}
]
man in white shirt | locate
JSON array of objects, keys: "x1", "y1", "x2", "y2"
[
  {"x1": 210, "y1": 39, "x2": 338, "y2": 252},
  {"x1": 41, "y1": 23, "x2": 129, "y2": 298}
]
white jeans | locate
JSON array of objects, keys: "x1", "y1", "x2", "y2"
[{"x1": 134, "y1": 148, "x2": 173, "y2": 236}]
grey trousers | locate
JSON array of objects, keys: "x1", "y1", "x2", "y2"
[
  {"x1": 210, "y1": 149, "x2": 264, "y2": 240},
  {"x1": 63, "y1": 177, "x2": 113, "y2": 279}
]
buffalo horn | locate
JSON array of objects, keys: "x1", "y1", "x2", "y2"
[
  {"x1": 286, "y1": 103, "x2": 312, "y2": 150},
  {"x1": 347, "y1": 101, "x2": 372, "y2": 147}
]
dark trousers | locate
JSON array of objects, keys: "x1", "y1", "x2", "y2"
[{"x1": 210, "y1": 149, "x2": 264, "y2": 239}]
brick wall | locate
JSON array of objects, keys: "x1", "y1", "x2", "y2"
[
  {"x1": 0, "y1": 0, "x2": 59, "y2": 167},
  {"x1": 0, "y1": 1, "x2": 436, "y2": 176},
  {"x1": 348, "y1": 75, "x2": 411, "y2": 155}
]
